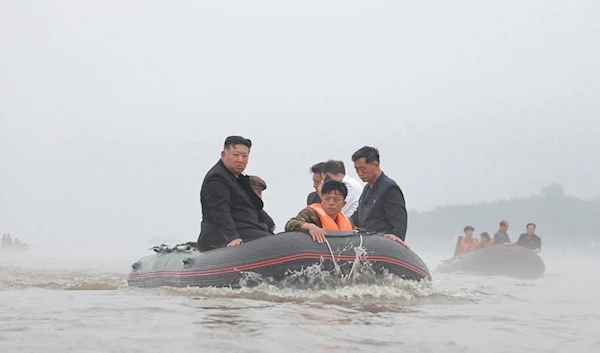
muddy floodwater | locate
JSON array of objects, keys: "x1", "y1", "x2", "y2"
[{"x1": 1, "y1": 247, "x2": 598, "y2": 353}]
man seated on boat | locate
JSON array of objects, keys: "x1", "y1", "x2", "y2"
[
  {"x1": 453, "y1": 226, "x2": 479, "y2": 257},
  {"x1": 196, "y1": 136, "x2": 273, "y2": 251},
  {"x1": 249, "y1": 175, "x2": 276, "y2": 233},
  {"x1": 515, "y1": 223, "x2": 542, "y2": 253},
  {"x1": 286, "y1": 180, "x2": 407, "y2": 245},
  {"x1": 285, "y1": 179, "x2": 355, "y2": 243},
  {"x1": 307, "y1": 162, "x2": 324, "y2": 205},
  {"x1": 350, "y1": 146, "x2": 409, "y2": 248},
  {"x1": 320, "y1": 160, "x2": 363, "y2": 217},
  {"x1": 493, "y1": 220, "x2": 513, "y2": 245},
  {"x1": 477, "y1": 232, "x2": 493, "y2": 249}
]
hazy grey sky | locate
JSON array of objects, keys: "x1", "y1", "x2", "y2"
[{"x1": 1, "y1": 1, "x2": 599, "y2": 247}]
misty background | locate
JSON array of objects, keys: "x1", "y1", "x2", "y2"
[{"x1": 1, "y1": 1, "x2": 599, "y2": 256}]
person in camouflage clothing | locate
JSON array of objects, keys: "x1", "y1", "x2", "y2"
[
  {"x1": 286, "y1": 179, "x2": 408, "y2": 246},
  {"x1": 285, "y1": 180, "x2": 357, "y2": 243}
]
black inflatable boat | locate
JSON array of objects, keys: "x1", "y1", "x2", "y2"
[
  {"x1": 127, "y1": 231, "x2": 431, "y2": 288},
  {"x1": 436, "y1": 245, "x2": 545, "y2": 278}
]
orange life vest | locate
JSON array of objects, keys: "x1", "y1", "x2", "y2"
[
  {"x1": 307, "y1": 203, "x2": 353, "y2": 231},
  {"x1": 458, "y1": 236, "x2": 479, "y2": 253}
]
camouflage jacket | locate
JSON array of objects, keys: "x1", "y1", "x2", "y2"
[{"x1": 285, "y1": 207, "x2": 357, "y2": 232}]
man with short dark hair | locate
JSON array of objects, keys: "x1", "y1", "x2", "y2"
[
  {"x1": 286, "y1": 180, "x2": 355, "y2": 243},
  {"x1": 350, "y1": 146, "x2": 409, "y2": 246},
  {"x1": 321, "y1": 160, "x2": 363, "y2": 217},
  {"x1": 307, "y1": 162, "x2": 325, "y2": 205},
  {"x1": 286, "y1": 180, "x2": 405, "y2": 245},
  {"x1": 516, "y1": 223, "x2": 542, "y2": 253},
  {"x1": 493, "y1": 220, "x2": 512, "y2": 245},
  {"x1": 197, "y1": 136, "x2": 273, "y2": 251}
]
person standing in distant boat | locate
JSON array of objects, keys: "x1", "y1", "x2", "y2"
[
  {"x1": 493, "y1": 220, "x2": 512, "y2": 245},
  {"x1": 306, "y1": 162, "x2": 325, "y2": 205},
  {"x1": 516, "y1": 223, "x2": 542, "y2": 253},
  {"x1": 196, "y1": 136, "x2": 273, "y2": 251},
  {"x1": 320, "y1": 160, "x2": 363, "y2": 217},
  {"x1": 454, "y1": 226, "x2": 479, "y2": 257},
  {"x1": 249, "y1": 175, "x2": 276, "y2": 234},
  {"x1": 350, "y1": 146, "x2": 409, "y2": 248}
]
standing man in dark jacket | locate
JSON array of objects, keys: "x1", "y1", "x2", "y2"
[
  {"x1": 197, "y1": 136, "x2": 273, "y2": 251},
  {"x1": 350, "y1": 146, "x2": 409, "y2": 247}
]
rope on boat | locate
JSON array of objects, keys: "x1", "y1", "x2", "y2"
[
  {"x1": 344, "y1": 233, "x2": 365, "y2": 281},
  {"x1": 324, "y1": 232, "x2": 368, "y2": 280},
  {"x1": 323, "y1": 236, "x2": 342, "y2": 276},
  {"x1": 150, "y1": 244, "x2": 194, "y2": 253}
]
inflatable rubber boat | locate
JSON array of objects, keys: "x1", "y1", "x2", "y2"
[
  {"x1": 436, "y1": 245, "x2": 545, "y2": 278},
  {"x1": 127, "y1": 231, "x2": 431, "y2": 288}
]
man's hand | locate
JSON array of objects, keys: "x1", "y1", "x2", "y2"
[
  {"x1": 308, "y1": 224, "x2": 327, "y2": 244},
  {"x1": 383, "y1": 233, "x2": 409, "y2": 249},
  {"x1": 227, "y1": 238, "x2": 243, "y2": 247}
]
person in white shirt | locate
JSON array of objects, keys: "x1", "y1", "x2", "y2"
[{"x1": 320, "y1": 160, "x2": 364, "y2": 217}]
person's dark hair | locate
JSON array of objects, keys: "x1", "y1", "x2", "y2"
[
  {"x1": 322, "y1": 160, "x2": 345, "y2": 175},
  {"x1": 480, "y1": 232, "x2": 491, "y2": 240},
  {"x1": 224, "y1": 136, "x2": 252, "y2": 150},
  {"x1": 499, "y1": 220, "x2": 508, "y2": 227},
  {"x1": 526, "y1": 222, "x2": 536, "y2": 229},
  {"x1": 464, "y1": 225, "x2": 474, "y2": 232},
  {"x1": 310, "y1": 162, "x2": 325, "y2": 174},
  {"x1": 321, "y1": 180, "x2": 348, "y2": 199},
  {"x1": 351, "y1": 146, "x2": 380, "y2": 163}
]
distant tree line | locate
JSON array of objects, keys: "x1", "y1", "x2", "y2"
[{"x1": 407, "y1": 183, "x2": 600, "y2": 252}]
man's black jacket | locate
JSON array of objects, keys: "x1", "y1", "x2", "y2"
[{"x1": 197, "y1": 160, "x2": 272, "y2": 250}]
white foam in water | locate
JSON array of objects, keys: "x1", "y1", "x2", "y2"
[
  {"x1": 165, "y1": 260, "x2": 471, "y2": 304},
  {"x1": 161, "y1": 242, "x2": 475, "y2": 303}
]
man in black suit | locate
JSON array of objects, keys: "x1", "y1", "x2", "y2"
[
  {"x1": 196, "y1": 136, "x2": 273, "y2": 251},
  {"x1": 350, "y1": 146, "x2": 408, "y2": 247}
]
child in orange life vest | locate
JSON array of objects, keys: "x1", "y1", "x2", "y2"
[{"x1": 453, "y1": 225, "x2": 479, "y2": 257}]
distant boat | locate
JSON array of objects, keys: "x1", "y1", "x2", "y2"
[
  {"x1": 0, "y1": 243, "x2": 30, "y2": 254},
  {"x1": 436, "y1": 245, "x2": 545, "y2": 278}
]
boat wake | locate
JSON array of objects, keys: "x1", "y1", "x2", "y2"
[{"x1": 161, "y1": 262, "x2": 478, "y2": 305}]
